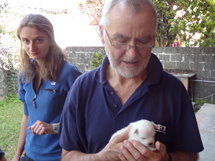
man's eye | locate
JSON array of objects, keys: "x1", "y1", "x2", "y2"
[
  {"x1": 36, "y1": 39, "x2": 42, "y2": 42},
  {"x1": 139, "y1": 41, "x2": 148, "y2": 44},
  {"x1": 117, "y1": 40, "x2": 127, "y2": 44}
]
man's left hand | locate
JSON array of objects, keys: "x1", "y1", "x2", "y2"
[{"x1": 118, "y1": 140, "x2": 169, "y2": 161}]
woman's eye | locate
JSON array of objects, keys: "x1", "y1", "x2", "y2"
[{"x1": 23, "y1": 40, "x2": 29, "y2": 44}]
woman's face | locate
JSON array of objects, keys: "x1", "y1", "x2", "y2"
[{"x1": 20, "y1": 26, "x2": 51, "y2": 62}]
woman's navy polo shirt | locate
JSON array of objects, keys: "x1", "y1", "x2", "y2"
[{"x1": 59, "y1": 54, "x2": 203, "y2": 154}]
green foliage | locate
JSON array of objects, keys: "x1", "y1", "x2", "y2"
[
  {"x1": 0, "y1": 97, "x2": 23, "y2": 160},
  {"x1": 195, "y1": 99, "x2": 215, "y2": 106},
  {"x1": 195, "y1": 99, "x2": 205, "y2": 106},
  {"x1": 153, "y1": 0, "x2": 215, "y2": 47},
  {"x1": 0, "y1": 100, "x2": 6, "y2": 107},
  {"x1": 210, "y1": 100, "x2": 215, "y2": 104},
  {"x1": 91, "y1": 48, "x2": 104, "y2": 69},
  {"x1": 79, "y1": 0, "x2": 215, "y2": 47}
]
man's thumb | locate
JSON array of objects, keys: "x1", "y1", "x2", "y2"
[{"x1": 155, "y1": 141, "x2": 166, "y2": 152}]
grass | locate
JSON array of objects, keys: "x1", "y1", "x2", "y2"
[{"x1": 0, "y1": 96, "x2": 23, "y2": 161}]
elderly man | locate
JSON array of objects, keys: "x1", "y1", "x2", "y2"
[{"x1": 59, "y1": 0, "x2": 203, "y2": 160}]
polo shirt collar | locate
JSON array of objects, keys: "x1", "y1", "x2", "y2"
[
  {"x1": 94, "y1": 54, "x2": 163, "y2": 86},
  {"x1": 146, "y1": 53, "x2": 163, "y2": 86}
]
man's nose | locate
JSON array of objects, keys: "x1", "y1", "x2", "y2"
[{"x1": 126, "y1": 45, "x2": 139, "y2": 58}]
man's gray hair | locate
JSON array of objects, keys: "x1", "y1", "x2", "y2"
[{"x1": 100, "y1": 0, "x2": 157, "y2": 33}]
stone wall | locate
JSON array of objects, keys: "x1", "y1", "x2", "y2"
[
  {"x1": 65, "y1": 47, "x2": 215, "y2": 101},
  {"x1": 152, "y1": 47, "x2": 215, "y2": 101},
  {"x1": 0, "y1": 69, "x2": 8, "y2": 101},
  {"x1": 0, "y1": 47, "x2": 214, "y2": 101}
]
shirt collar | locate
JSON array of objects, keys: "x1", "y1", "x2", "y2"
[{"x1": 94, "y1": 54, "x2": 163, "y2": 86}]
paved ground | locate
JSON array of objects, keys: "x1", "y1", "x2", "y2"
[{"x1": 195, "y1": 103, "x2": 215, "y2": 161}]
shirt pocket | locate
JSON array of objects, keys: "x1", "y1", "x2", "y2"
[{"x1": 44, "y1": 89, "x2": 59, "y2": 94}]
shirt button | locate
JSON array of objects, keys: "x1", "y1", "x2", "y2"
[
  {"x1": 113, "y1": 104, "x2": 118, "y2": 108},
  {"x1": 111, "y1": 92, "x2": 114, "y2": 95}
]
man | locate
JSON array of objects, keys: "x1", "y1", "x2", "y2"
[{"x1": 59, "y1": 0, "x2": 203, "y2": 160}]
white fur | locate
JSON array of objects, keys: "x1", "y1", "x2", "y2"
[{"x1": 109, "y1": 119, "x2": 157, "y2": 151}]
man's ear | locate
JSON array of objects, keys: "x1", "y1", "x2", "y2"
[{"x1": 99, "y1": 25, "x2": 105, "y2": 45}]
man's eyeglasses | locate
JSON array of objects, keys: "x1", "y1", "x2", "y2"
[{"x1": 104, "y1": 28, "x2": 154, "y2": 51}]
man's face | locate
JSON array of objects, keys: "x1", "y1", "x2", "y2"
[{"x1": 100, "y1": 3, "x2": 155, "y2": 78}]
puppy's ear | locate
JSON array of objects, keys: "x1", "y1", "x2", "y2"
[
  {"x1": 130, "y1": 127, "x2": 139, "y2": 135},
  {"x1": 151, "y1": 122, "x2": 158, "y2": 130}
]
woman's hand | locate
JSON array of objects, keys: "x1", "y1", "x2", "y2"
[
  {"x1": 28, "y1": 120, "x2": 54, "y2": 135},
  {"x1": 11, "y1": 155, "x2": 20, "y2": 161}
]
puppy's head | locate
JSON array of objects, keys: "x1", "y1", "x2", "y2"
[{"x1": 129, "y1": 120, "x2": 157, "y2": 151}]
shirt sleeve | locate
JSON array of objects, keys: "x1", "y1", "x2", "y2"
[
  {"x1": 171, "y1": 89, "x2": 204, "y2": 152},
  {"x1": 18, "y1": 78, "x2": 29, "y2": 116},
  {"x1": 0, "y1": 147, "x2": 5, "y2": 159},
  {"x1": 66, "y1": 65, "x2": 82, "y2": 89},
  {"x1": 59, "y1": 78, "x2": 86, "y2": 152}
]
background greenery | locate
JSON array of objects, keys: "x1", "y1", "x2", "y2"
[
  {"x1": 79, "y1": 0, "x2": 215, "y2": 47},
  {"x1": 0, "y1": 96, "x2": 23, "y2": 161}
]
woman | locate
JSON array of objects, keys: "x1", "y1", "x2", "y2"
[{"x1": 12, "y1": 14, "x2": 82, "y2": 161}]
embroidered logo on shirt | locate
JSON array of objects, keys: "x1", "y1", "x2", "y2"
[
  {"x1": 51, "y1": 81, "x2": 56, "y2": 85},
  {"x1": 156, "y1": 124, "x2": 166, "y2": 133}
]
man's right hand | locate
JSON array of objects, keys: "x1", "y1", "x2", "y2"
[{"x1": 96, "y1": 126, "x2": 131, "y2": 161}]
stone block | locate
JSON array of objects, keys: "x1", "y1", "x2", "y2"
[
  {"x1": 171, "y1": 54, "x2": 183, "y2": 62},
  {"x1": 190, "y1": 62, "x2": 205, "y2": 71},
  {"x1": 189, "y1": 47, "x2": 201, "y2": 54},
  {"x1": 164, "y1": 61, "x2": 177, "y2": 69},
  {"x1": 184, "y1": 54, "x2": 197, "y2": 62},
  {"x1": 197, "y1": 55, "x2": 211, "y2": 62},
  {"x1": 211, "y1": 71, "x2": 215, "y2": 80},
  {"x1": 159, "y1": 55, "x2": 170, "y2": 61},
  {"x1": 177, "y1": 62, "x2": 189, "y2": 69},
  {"x1": 205, "y1": 63, "x2": 214, "y2": 71},
  {"x1": 195, "y1": 71, "x2": 211, "y2": 80},
  {"x1": 200, "y1": 47, "x2": 215, "y2": 54}
]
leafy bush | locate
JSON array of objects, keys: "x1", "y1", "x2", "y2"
[
  {"x1": 195, "y1": 99, "x2": 205, "y2": 106},
  {"x1": 91, "y1": 48, "x2": 104, "y2": 69}
]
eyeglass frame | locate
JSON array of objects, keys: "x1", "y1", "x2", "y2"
[{"x1": 104, "y1": 28, "x2": 155, "y2": 51}]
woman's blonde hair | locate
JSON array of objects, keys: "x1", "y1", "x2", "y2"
[{"x1": 17, "y1": 14, "x2": 67, "y2": 83}]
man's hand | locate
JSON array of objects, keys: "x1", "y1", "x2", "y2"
[
  {"x1": 28, "y1": 120, "x2": 53, "y2": 135},
  {"x1": 119, "y1": 140, "x2": 169, "y2": 161},
  {"x1": 96, "y1": 126, "x2": 131, "y2": 161}
]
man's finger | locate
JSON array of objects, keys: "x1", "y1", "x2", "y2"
[
  {"x1": 131, "y1": 140, "x2": 152, "y2": 157},
  {"x1": 155, "y1": 141, "x2": 166, "y2": 152}
]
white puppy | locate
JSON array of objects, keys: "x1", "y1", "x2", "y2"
[{"x1": 109, "y1": 119, "x2": 157, "y2": 151}]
